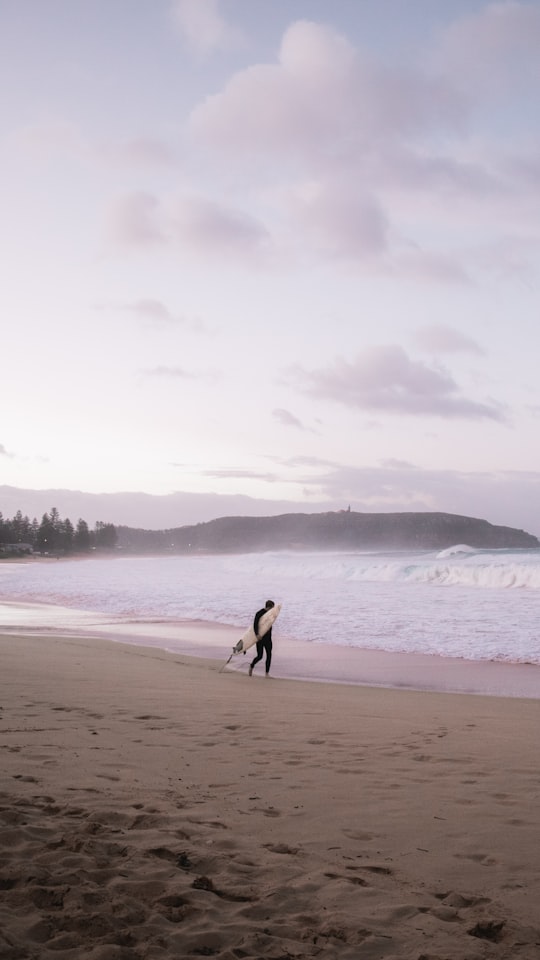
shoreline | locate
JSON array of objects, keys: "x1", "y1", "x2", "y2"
[{"x1": 1, "y1": 599, "x2": 540, "y2": 699}]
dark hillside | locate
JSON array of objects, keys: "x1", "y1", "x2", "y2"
[{"x1": 117, "y1": 511, "x2": 539, "y2": 554}]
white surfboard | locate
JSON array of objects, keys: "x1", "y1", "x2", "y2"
[{"x1": 233, "y1": 603, "x2": 281, "y2": 655}]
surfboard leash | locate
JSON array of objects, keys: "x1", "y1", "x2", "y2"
[{"x1": 219, "y1": 652, "x2": 234, "y2": 673}]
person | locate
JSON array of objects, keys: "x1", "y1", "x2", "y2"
[{"x1": 249, "y1": 600, "x2": 275, "y2": 677}]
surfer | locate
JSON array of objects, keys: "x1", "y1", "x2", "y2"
[{"x1": 248, "y1": 600, "x2": 275, "y2": 677}]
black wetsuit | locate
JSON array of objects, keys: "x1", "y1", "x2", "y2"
[{"x1": 250, "y1": 607, "x2": 273, "y2": 674}]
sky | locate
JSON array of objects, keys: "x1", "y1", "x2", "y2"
[{"x1": 1, "y1": 0, "x2": 540, "y2": 534}]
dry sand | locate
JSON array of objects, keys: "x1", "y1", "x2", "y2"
[{"x1": 1, "y1": 631, "x2": 540, "y2": 959}]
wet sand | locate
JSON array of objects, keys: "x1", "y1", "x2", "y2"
[{"x1": 1, "y1": 599, "x2": 539, "y2": 698}]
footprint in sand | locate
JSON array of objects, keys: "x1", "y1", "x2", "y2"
[
  {"x1": 323, "y1": 871, "x2": 369, "y2": 887},
  {"x1": 434, "y1": 890, "x2": 491, "y2": 909},
  {"x1": 263, "y1": 843, "x2": 299, "y2": 855},
  {"x1": 342, "y1": 829, "x2": 375, "y2": 841},
  {"x1": 454, "y1": 852, "x2": 497, "y2": 865}
]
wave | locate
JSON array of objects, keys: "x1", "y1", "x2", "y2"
[
  {"x1": 225, "y1": 548, "x2": 540, "y2": 590},
  {"x1": 436, "y1": 543, "x2": 476, "y2": 558}
]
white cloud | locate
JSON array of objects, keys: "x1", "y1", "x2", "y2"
[
  {"x1": 291, "y1": 345, "x2": 503, "y2": 420},
  {"x1": 172, "y1": 0, "x2": 246, "y2": 54}
]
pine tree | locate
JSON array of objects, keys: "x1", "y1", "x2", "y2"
[
  {"x1": 36, "y1": 513, "x2": 56, "y2": 554},
  {"x1": 74, "y1": 518, "x2": 91, "y2": 552}
]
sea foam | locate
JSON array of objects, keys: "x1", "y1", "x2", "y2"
[{"x1": 1, "y1": 547, "x2": 540, "y2": 664}]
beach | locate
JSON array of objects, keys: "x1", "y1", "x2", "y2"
[{"x1": 2, "y1": 629, "x2": 540, "y2": 959}]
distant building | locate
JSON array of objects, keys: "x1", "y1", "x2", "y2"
[{"x1": 0, "y1": 543, "x2": 34, "y2": 555}]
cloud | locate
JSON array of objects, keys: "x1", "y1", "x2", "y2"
[
  {"x1": 171, "y1": 195, "x2": 269, "y2": 258},
  {"x1": 272, "y1": 408, "x2": 305, "y2": 429},
  {"x1": 290, "y1": 345, "x2": 503, "y2": 420},
  {"x1": 392, "y1": 249, "x2": 471, "y2": 284},
  {"x1": 282, "y1": 461, "x2": 540, "y2": 533},
  {"x1": 0, "y1": 443, "x2": 12, "y2": 457},
  {"x1": 108, "y1": 192, "x2": 269, "y2": 260},
  {"x1": 123, "y1": 299, "x2": 180, "y2": 326},
  {"x1": 172, "y1": 0, "x2": 246, "y2": 54},
  {"x1": 436, "y1": 1, "x2": 540, "y2": 96},
  {"x1": 111, "y1": 137, "x2": 178, "y2": 168},
  {"x1": 189, "y1": 19, "x2": 465, "y2": 156},
  {"x1": 106, "y1": 13, "x2": 537, "y2": 283},
  {"x1": 109, "y1": 192, "x2": 164, "y2": 245},
  {"x1": 202, "y1": 469, "x2": 279, "y2": 483},
  {"x1": 414, "y1": 324, "x2": 485, "y2": 356},
  {"x1": 380, "y1": 458, "x2": 417, "y2": 469},
  {"x1": 140, "y1": 366, "x2": 195, "y2": 378},
  {"x1": 184, "y1": 19, "x2": 483, "y2": 278},
  {"x1": 276, "y1": 455, "x2": 337, "y2": 469},
  {"x1": 287, "y1": 180, "x2": 388, "y2": 260},
  {"x1": 503, "y1": 150, "x2": 540, "y2": 189}
]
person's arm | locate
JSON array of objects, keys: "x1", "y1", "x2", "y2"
[{"x1": 253, "y1": 609, "x2": 264, "y2": 638}]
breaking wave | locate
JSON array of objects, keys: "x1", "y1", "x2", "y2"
[{"x1": 227, "y1": 547, "x2": 540, "y2": 591}]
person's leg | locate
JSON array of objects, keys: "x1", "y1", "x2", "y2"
[
  {"x1": 249, "y1": 639, "x2": 264, "y2": 676},
  {"x1": 264, "y1": 638, "x2": 272, "y2": 675}
]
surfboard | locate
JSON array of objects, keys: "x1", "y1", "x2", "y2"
[{"x1": 232, "y1": 603, "x2": 281, "y2": 656}]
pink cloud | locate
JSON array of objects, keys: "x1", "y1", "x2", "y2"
[
  {"x1": 189, "y1": 20, "x2": 464, "y2": 157},
  {"x1": 109, "y1": 192, "x2": 164, "y2": 245},
  {"x1": 414, "y1": 324, "x2": 485, "y2": 356},
  {"x1": 172, "y1": 0, "x2": 246, "y2": 54},
  {"x1": 123, "y1": 299, "x2": 179, "y2": 325},
  {"x1": 287, "y1": 180, "x2": 388, "y2": 260},
  {"x1": 113, "y1": 137, "x2": 178, "y2": 168},
  {"x1": 108, "y1": 191, "x2": 268, "y2": 260},
  {"x1": 436, "y1": 1, "x2": 540, "y2": 95},
  {"x1": 171, "y1": 195, "x2": 269, "y2": 257},
  {"x1": 272, "y1": 408, "x2": 305, "y2": 429},
  {"x1": 292, "y1": 345, "x2": 503, "y2": 420}
]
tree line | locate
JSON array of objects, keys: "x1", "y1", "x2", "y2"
[{"x1": 0, "y1": 507, "x2": 118, "y2": 556}]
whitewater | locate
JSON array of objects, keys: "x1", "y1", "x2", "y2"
[{"x1": 1, "y1": 545, "x2": 540, "y2": 665}]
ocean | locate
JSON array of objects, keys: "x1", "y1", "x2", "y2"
[{"x1": 1, "y1": 545, "x2": 540, "y2": 666}]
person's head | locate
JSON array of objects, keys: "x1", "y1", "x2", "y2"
[{"x1": 265, "y1": 599, "x2": 275, "y2": 609}]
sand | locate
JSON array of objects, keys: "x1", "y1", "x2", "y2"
[{"x1": 1, "y1": 631, "x2": 540, "y2": 960}]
